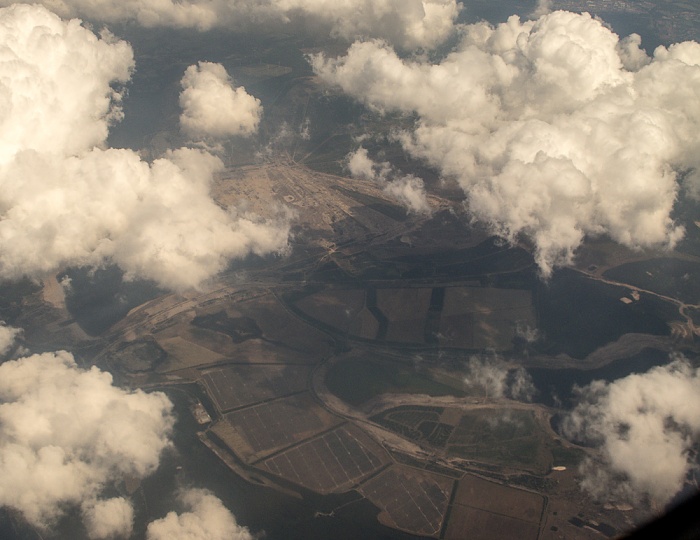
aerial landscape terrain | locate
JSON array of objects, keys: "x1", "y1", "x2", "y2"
[{"x1": 0, "y1": 0, "x2": 699, "y2": 539}]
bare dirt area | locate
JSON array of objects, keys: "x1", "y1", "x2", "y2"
[
  {"x1": 212, "y1": 162, "x2": 442, "y2": 250},
  {"x1": 453, "y1": 474, "x2": 544, "y2": 524},
  {"x1": 220, "y1": 392, "x2": 342, "y2": 463},
  {"x1": 445, "y1": 505, "x2": 540, "y2": 540},
  {"x1": 155, "y1": 335, "x2": 225, "y2": 371},
  {"x1": 359, "y1": 465, "x2": 455, "y2": 538},
  {"x1": 294, "y1": 288, "x2": 366, "y2": 333},
  {"x1": 260, "y1": 424, "x2": 390, "y2": 495},
  {"x1": 200, "y1": 364, "x2": 310, "y2": 413},
  {"x1": 377, "y1": 287, "x2": 433, "y2": 343},
  {"x1": 445, "y1": 474, "x2": 544, "y2": 540}
]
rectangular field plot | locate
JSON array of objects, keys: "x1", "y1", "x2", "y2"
[
  {"x1": 359, "y1": 466, "x2": 454, "y2": 538},
  {"x1": 261, "y1": 425, "x2": 389, "y2": 494},
  {"x1": 295, "y1": 289, "x2": 366, "y2": 334},
  {"x1": 201, "y1": 365, "x2": 309, "y2": 412},
  {"x1": 439, "y1": 287, "x2": 534, "y2": 350},
  {"x1": 377, "y1": 288, "x2": 432, "y2": 343},
  {"x1": 348, "y1": 307, "x2": 380, "y2": 339},
  {"x1": 441, "y1": 287, "x2": 533, "y2": 317},
  {"x1": 222, "y1": 393, "x2": 342, "y2": 462},
  {"x1": 445, "y1": 505, "x2": 540, "y2": 540},
  {"x1": 445, "y1": 473, "x2": 544, "y2": 540},
  {"x1": 155, "y1": 336, "x2": 225, "y2": 372},
  {"x1": 438, "y1": 314, "x2": 476, "y2": 348},
  {"x1": 241, "y1": 294, "x2": 335, "y2": 357},
  {"x1": 446, "y1": 410, "x2": 549, "y2": 473},
  {"x1": 377, "y1": 288, "x2": 432, "y2": 320},
  {"x1": 453, "y1": 474, "x2": 544, "y2": 524},
  {"x1": 384, "y1": 318, "x2": 430, "y2": 343}
]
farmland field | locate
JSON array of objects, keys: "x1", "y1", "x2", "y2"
[
  {"x1": 447, "y1": 410, "x2": 550, "y2": 473},
  {"x1": 325, "y1": 358, "x2": 462, "y2": 406}
]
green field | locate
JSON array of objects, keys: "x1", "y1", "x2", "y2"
[
  {"x1": 447, "y1": 410, "x2": 550, "y2": 473},
  {"x1": 325, "y1": 358, "x2": 462, "y2": 406},
  {"x1": 550, "y1": 443, "x2": 586, "y2": 468}
]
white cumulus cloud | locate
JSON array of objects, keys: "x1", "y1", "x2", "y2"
[
  {"x1": 530, "y1": 0, "x2": 552, "y2": 18},
  {"x1": 284, "y1": 0, "x2": 462, "y2": 49},
  {"x1": 0, "y1": 6, "x2": 132, "y2": 160},
  {"x1": 82, "y1": 497, "x2": 135, "y2": 539},
  {"x1": 464, "y1": 354, "x2": 535, "y2": 401},
  {"x1": 346, "y1": 147, "x2": 431, "y2": 214},
  {"x1": 562, "y1": 357, "x2": 700, "y2": 505},
  {"x1": 0, "y1": 4, "x2": 290, "y2": 291},
  {"x1": 312, "y1": 11, "x2": 700, "y2": 276},
  {"x1": 146, "y1": 488, "x2": 253, "y2": 540},
  {"x1": 0, "y1": 0, "x2": 461, "y2": 49},
  {"x1": 180, "y1": 62, "x2": 263, "y2": 141},
  {"x1": 383, "y1": 175, "x2": 431, "y2": 215},
  {"x1": 0, "y1": 351, "x2": 174, "y2": 529},
  {"x1": 346, "y1": 147, "x2": 390, "y2": 181},
  {"x1": 0, "y1": 323, "x2": 20, "y2": 356}
]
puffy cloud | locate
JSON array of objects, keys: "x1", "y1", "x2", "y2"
[
  {"x1": 146, "y1": 488, "x2": 253, "y2": 540},
  {"x1": 82, "y1": 497, "x2": 134, "y2": 539},
  {"x1": 0, "y1": 351, "x2": 174, "y2": 528},
  {"x1": 0, "y1": 4, "x2": 290, "y2": 291},
  {"x1": 284, "y1": 0, "x2": 462, "y2": 49},
  {"x1": 0, "y1": 0, "x2": 461, "y2": 49},
  {"x1": 312, "y1": 11, "x2": 700, "y2": 276},
  {"x1": 515, "y1": 322, "x2": 539, "y2": 343},
  {"x1": 0, "y1": 0, "x2": 262, "y2": 29},
  {"x1": 0, "y1": 5, "x2": 133, "y2": 160},
  {"x1": 383, "y1": 175, "x2": 431, "y2": 215},
  {"x1": 0, "y1": 323, "x2": 20, "y2": 356},
  {"x1": 464, "y1": 354, "x2": 535, "y2": 401},
  {"x1": 180, "y1": 62, "x2": 262, "y2": 141},
  {"x1": 561, "y1": 357, "x2": 700, "y2": 505},
  {"x1": 346, "y1": 147, "x2": 431, "y2": 214},
  {"x1": 617, "y1": 33, "x2": 652, "y2": 71},
  {"x1": 346, "y1": 147, "x2": 390, "y2": 181},
  {"x1": 530, "y1": 0, "x2": 552, "y2": 18}
]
